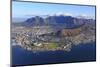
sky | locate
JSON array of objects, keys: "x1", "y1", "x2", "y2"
[{"x1": 12, "y1": 1, "x2": 95, "y2": 19}]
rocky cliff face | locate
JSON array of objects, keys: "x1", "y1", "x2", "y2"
[
  {"x1": 23, "y1": 15, "x2": 87, "y2": 28},
  {"x1": 13, "y1": 15, "x2": 95, "y2": 28}
]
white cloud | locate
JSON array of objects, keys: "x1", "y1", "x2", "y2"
[
  {"x1": 49, "y1": 12, "x2": 73, "y2": 16},
  {"x1": 77, "y1": 14, "x2": 95, "y2": 19}
]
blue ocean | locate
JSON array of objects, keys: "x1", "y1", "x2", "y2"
[{"x1": 12, "y1": 42, "x2": 96, "y2": 66}]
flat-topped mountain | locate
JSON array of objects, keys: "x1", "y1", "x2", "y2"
[
  {"x1": 23, "y1": 15, "x2": 85, "y2": 28},
  {"x1": 12, "y1": 15, "x2": 95, "y2": 28}
]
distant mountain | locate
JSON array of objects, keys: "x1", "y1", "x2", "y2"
[
  {"x1": 76, "y1": 15, "x2": 95, "y2": 20},
  {"x1": 12, "y1": 15, "x2": 95, "y2": 28}
]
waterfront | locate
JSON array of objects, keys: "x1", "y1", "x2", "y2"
[{"x1": 12, "y1": 42, "x2": 96, "y2": 66}]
